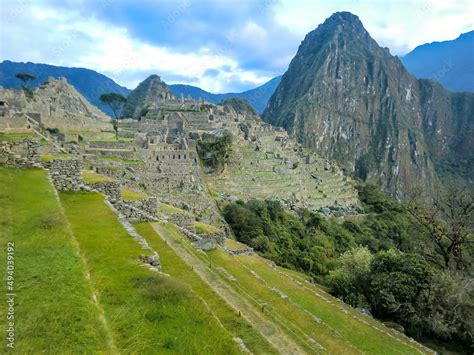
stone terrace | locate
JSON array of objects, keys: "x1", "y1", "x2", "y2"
[{"x1": 206, "y1": 134, "x2": 360, "y2": 212}]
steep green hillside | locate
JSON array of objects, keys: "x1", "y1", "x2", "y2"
[
  {"x1": 0, "y1": 168, "x2": 109, "y2": 352},
  {"x1": 143, "y1": 221, "x2": 431, "y2": 354},
  {"x1": 60, "y1": 192, "x2": 240, "y2": 353}
]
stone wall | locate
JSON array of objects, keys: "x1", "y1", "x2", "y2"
[
  {"x1": 46, "y1": 159, "x2": 83, "y2": 191},
  {"x1": 170, "y1": 214, "x2": 196, "y2": 233},
  {"x1": 93, "y1": 181, "x2": 122, "y2": 202},
  {"x1": 0, "y1": 138, "x2": 40, "y2": 168},
  {"x1": 0, "y1": 112, "x2": 29, "y2": 131},
  {"x1": 114, "y1": 201, "x2": 158, "y2": 222},
  {"x1": 88, "y1": 141, "x2": 136, "y2": 149},
  {"x1": 127, "y1": 197, "x2": 158, "y2": 216}
]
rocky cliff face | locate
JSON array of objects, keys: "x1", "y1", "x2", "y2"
[
  {"x1": 263, "y1": 12, "x2": 473, "y2": 199},
  {"x1": 122, "y1": 75, "x2": 175, "y2": 119}
]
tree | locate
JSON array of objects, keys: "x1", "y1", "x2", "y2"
[
  {"x1": 15, "y1": 73, "x2": 36, "y2": 88},
  {"x1": 367, "y1": 250, "x2": 434, "y2": 335},
  {"x1": 99, "y1": 92, "x2": 127, "y2": 140},
  {"x1": 328, "y1": 246, "x2": 373, "y2": 306},
  {"x1": 15, "y1": 73, "x2": 36, "y2": 98},
  {"x1": 407, "y1": 187, "x2": 474, "y2": 270}
]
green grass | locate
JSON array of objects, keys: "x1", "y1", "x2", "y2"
[
  {"x1": 160, "y1": 223, "x2": 427, "y2": 354},
  {"x1": 135, "y1": 222, "x2": 277, "y2": 354},
  {"x1": 195, "y1": 221, "x2": 221, "y2": 234},
  {"x1": 236, "y1": 255, "x2": 425, "y2": 354},
  {"x1": 40, "y1": 154, "x2": 70, "y2": 162},
  {"x1": 121, "y1": 187, "x2": 146, "y2": 201},
  {"x1": 225, "y1": 239, "x2": 250, "y2": 251},
  {"x1": 81, "y1": 171, "x2": 113, "y2": 183},
  {"x1": 157, "y1": 202, "x2": 192, "y2": 216},
  {"x1": 60, "y1": 192, "x2": 240, "y2": 353},
  {"x1": 0, "y1": 132, "x2": 35, "y2": 141},
  {"x1": 0, "y1": 167, "x2": 109, "y2": 352}
]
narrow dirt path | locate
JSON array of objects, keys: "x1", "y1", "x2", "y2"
[{"x1": 151, "y1": 223, "x2": 307, "y2": 355}]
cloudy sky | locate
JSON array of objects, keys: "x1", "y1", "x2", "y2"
[{"x1": 1, "y1": 0, "x2": 473, "y2": 92}]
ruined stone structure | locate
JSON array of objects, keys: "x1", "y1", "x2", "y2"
[
  {"x1": 0, "y1": 78, "x2": 110, "y2": 132},
  {"x1": 0, "y1": 138, "x2": 40, "y2": 168},
  {"x1": 78, "y1": 82, "x2": 360, "y2": 220}
]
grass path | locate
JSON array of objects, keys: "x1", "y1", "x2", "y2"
[
  {"x1": 135, "y1": 222, "x2": 277, "y2": 354},
  {"x1": 151, "y1": 222, "x2": 306, "y2": 354},
  {"x1": 0, "y1": 168, "x2": 109, "y2": 353},
  {"x1": 60, "y1": 192, "x2": 240, "y2": 354}
]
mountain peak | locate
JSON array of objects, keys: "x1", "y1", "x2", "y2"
[
  {"x1": 146, "y1": 74, "x2": 162, "y2": 82},
  {"x1": 122, "y1": 73, "x2": 175, "y2": 119},
  {"x1": 264, "y1": 12, "x2": 474, "y2": 200},
  {"x1": 319, "y1": 11, "x2": 366, "y2": 35},
  {"x1": 327, "y1": 11, "x2": 362, "y2": 24}
]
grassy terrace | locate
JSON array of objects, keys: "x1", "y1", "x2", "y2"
[
  {"x1": 0, "y1": 132, "x2": 35, "y2": 141},
  {"x1": 154, "y1": 223, "x2": 428, "y2": 354},
  {"x1": 157, "y1": 202, "x2": 192, "y2": 216},
  {"x1": 195, "y1": 221, "x2": 221, "y2": 234},
  {"x1": 121, "y1": 187, "x2": 147, "y2": 201},
  {"x1": 0, "y1": 168, "x2": 108, "y2": 352},
  {"x1": 81, "y1": 170, "x2": 113, "y2": 183},
  {"x1": 60, "y1": 192, "x2": 241, "y2": 353},
  {"x1": 40, "y1": 154, "x2": 71, "y2": 162},
  {"x1": 135, "y1": 222, "x2": 277, "y2": 353}
]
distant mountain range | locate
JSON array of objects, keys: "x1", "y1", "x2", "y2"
[
  {"x1": 401, "y1": 31, "x2": 474, "y2": 93},
  {"x1": 0, "y1": 60, "x2": 131, "y2": 116},
  {"x1": 0, "y1": 60, "x2": 281, "y2": 115},
  {"x1": 169, "y1": 76, "x2": 282, "y2": 113}
]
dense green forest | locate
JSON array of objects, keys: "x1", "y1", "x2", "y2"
[{"x1": 223, "y1": 184, "x2": 473, "y2": 352}]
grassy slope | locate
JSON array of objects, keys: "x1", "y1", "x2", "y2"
[
  {"x1": 135, "y1": 222, "x2": 277, "y2": 354},
  {"x1": 121, "y1": 187, "x2": 146, "y2": 201},
  {"x1": 157, "y1": 222, "x2": 428, "y2": 354},
  {"x1": 81, "y1": 171, "x2": 113, "y2": 183},
  {"x1": 0, "y1": 168, "x2": 108, "y2": 353},
  {"x1": 60, "y1": 192, "x2": 240, "y2": 353}
]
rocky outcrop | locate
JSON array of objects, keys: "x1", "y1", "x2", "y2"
[{"x1": 263, "y1": 12, "x2": 474, "y2": 200}]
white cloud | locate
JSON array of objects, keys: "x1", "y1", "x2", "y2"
[
  {"x1": 1, "y1": 0, "x2": 473, "y2": 93},
  {"x1": 274, "y1": 0, "x2": 474, "y2": 55},
  {"x1": 0, "y1": 0, "x2": 271, "y2": 91}
]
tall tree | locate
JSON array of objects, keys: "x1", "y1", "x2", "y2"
[
  {"x1": 15, "y1": 72, "x2": 36, "y2": 88},
  {"x1": 100, "y1": 92, "x2": 127, "y2": 140},
  {"x1": 408, "y1": 187, "x2": 474, "y2": 270},
  {"x1": 15, "y1": 73, "x2": 36, "y2": 98}
]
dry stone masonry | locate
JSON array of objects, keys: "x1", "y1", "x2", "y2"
[{"x1": 0, "y1": 138, "x2": 40, "y2": 168}]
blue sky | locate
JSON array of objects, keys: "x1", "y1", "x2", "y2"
[{"x1": 1, "y1": 0, "x2": 473, "y2": 92}]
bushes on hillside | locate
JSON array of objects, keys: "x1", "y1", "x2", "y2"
[{"x1": 222, "y1": 183, "x2": 473, "y2": 350}]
